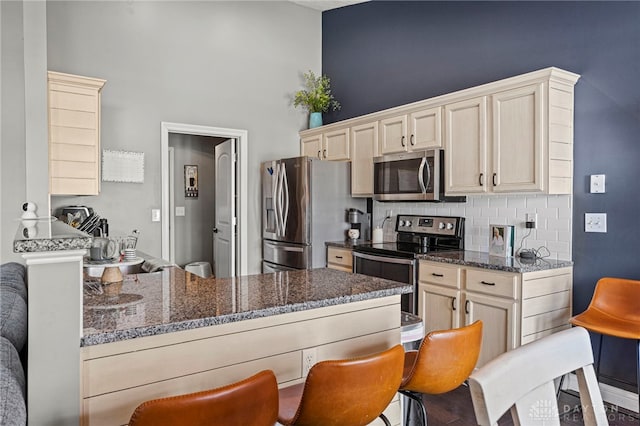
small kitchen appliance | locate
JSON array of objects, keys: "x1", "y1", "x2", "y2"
[
  {"x1": 353, "y1": 214, "x2": 465, "y2": 314},
  {"x1": 347, "y1": 208, "x2": 370, "y2": 243},
  {"x1": 373, "y1": 149, "x2": 466, "y2": 203}
]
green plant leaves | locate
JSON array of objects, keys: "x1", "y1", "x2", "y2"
[{"x1": 293, "y1": 70, "x2": 341, "y2": 113}]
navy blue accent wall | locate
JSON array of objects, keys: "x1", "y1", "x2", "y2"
[{"x1": 323, "y1": 1, "x2": 640, "y2": 389}]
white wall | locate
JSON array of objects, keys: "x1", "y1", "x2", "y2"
[
  {"x1": 1, "y1": 1, "x2": 28, "y2": 263},
  {"x1": 44, "y1": 1, "x2": 320, "y2": 273},
  {"x1": 374, "y1": 194, "x2": 572, "y2": 261}
]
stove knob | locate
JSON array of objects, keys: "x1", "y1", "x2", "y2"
[
  {"x1": 406, "y1": 220, "x2": 412, "y2": 227},
  {"x1": 399, "y1": 220, "x2": 405, "y2": 227},
  {"x1": 446, "y1": 223, "x2": 454, "y2": 230},
  {"x1": 438, "y1": 222, "x2": 446, "y2": 230}
]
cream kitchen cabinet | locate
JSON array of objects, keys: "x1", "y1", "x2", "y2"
[
  {"x1": 418, "y1": 260, "x2": 573, "y2": 367},
  {"x1": 326, "y1": 247, "x2": 353, "y2": 273},
  {"x1": 48, "y1": 71, "x2": 106, "y2": 195},
  {"x1": 350, "y1": 121, "x2": 378, "y2": 197},
  {"x1": 379, "y1": 106, "x2": 442, "y2": 155},
  {"x1": 300, "y1": 128, "x2": 349, "y2": 161},
  {"x1": 444, "y1": 97, "x2": 488, "y2": 195},
  {"x1": 445, "y1": 71, "x2": 578, "y2": 195}
]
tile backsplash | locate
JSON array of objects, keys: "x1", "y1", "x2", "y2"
[{"x1": 372, "y1": 194, "x2": 572, "y2": 260}]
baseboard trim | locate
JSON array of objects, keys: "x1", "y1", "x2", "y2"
[{"x1": 565, "y1": 373, "x2": 638, "y2": 413}]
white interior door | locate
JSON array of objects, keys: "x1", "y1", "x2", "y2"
[{"x1": 214, "y1": 139, "x2": 236, "y2": 278}]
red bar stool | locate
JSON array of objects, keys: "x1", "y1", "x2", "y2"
[
  {"x1": 570, "y1": 277, "x2": 640, "y2": 415},
  {"x1": 128, "y1": 370, "x2": 278, "y2": 426},
  {"x1": 278, "y1": 345, "x2": 405, "y2": 426},
  {"x1": 399, "y1": 321, "x2": 483, "y2": 426}
]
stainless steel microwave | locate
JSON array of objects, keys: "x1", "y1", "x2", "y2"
[{"x1": 373, "y1": 149, "x2": 466, "y2": 202}]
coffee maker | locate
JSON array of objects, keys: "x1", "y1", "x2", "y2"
[{"x1": 346, "y1": 208, "x2": 370, "y2": 242}]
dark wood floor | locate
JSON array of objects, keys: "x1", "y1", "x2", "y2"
[{"x1": 404, "y1": 385, "x2": 639, "y2": 425}]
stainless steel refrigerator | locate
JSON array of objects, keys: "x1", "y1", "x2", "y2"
[{"x1": 261, "y1": 156, "x2": 366, "y2": 272}]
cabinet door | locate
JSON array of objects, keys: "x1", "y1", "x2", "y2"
[
  {"x1": 492, "y1": 83, "x2": 543, "y2": 192},
  {"x1": 418, "y1": 283, "x2": 461, "y2": 335},
  {"x1": 350, "y1": 122, "x2": 378, "y2": 197},
  {"x1": 379, "y1": 115, "x2": 407, "y2": 155},
  {"x1": 464, "y1": 292, "x2": 517, "y2": 367},
  {"x1": 300, "y1": 134, "x2": 322, "y2": 159},
  {"x1": 444, "y1": 97, "x2": 488, "y2": 194},
  {"x1": 48, "y1": 72, "x2": 105, "y2": 195},
  {"x1": 409, "y1": 106, "x2": 442, "y2": 150},
  {"x1": 323, "y1": 128, "x2": 350, "y2": 161}
]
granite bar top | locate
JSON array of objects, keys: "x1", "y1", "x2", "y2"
[
  {"x1": 14, "y1": 218, "x2": 92, "y2": 253},
  {"x1": 82, "y1": 267, "x2": 412, "y2": 347},
  {"x1": 417, "y1": 250, "x2": 573, "y2": 273}
]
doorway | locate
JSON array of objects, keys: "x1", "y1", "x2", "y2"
[{"x1": 161, "y1": 122, "x2": 248, "y2": 277}]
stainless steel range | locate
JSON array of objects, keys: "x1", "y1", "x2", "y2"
[{"x1": 353, "y1": 215, "x2": 465, "y2": 314}]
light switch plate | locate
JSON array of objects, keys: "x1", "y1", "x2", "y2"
[
  {"x1": 151, "y1": 209, "x2": 161, "y2": 222},
  {"x1": 590, "y1": 174, "x2": 606, "y2": 193},
  {"x1": 585, "y1": 213, "x2": 606, "y2": 233},
  {"x1": 175, "y1": 206, "x2": 185, "y2": 217}
]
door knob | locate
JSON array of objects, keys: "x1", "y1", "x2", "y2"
[{"x1": 213, "y1": 228, "x2": 219, "y2": 233}]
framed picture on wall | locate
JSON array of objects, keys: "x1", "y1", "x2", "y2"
[
  {"x1": 185, "y1": 165, "x2": 198, "y2": 198},
  {"x1": 489, "y1": 224, "x2": 514, "y2": 257}
]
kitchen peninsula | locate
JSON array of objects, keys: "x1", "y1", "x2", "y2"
[
  {"x1": 82, "y1": 267, "x2": 409, "y2": 425},
  {"x1": 17, "y1": 222, "x2": 410, "y2": 426}
]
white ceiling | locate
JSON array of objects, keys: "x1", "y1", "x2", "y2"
[{"x1": 289, "y1": 0, "x2": 369, "y2": 12}]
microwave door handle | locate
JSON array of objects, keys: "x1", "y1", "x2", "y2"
[
  {"x1": 425, "y1": 157, "x2": 432, "y2": 193},
  {"x1": 418, "y1": 157, "x2": 427, "y2": 193},
  {"x1": 282, "y1": 163, "x2": 290, "y2": 232}
]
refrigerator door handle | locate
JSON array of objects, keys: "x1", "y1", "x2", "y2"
[
  {"x1": 282, "y1": 163, "x2": 290, "y2": 234},
  {"x1": 272, "y1": 163, "x2": 281, "y2": 236},
  {"x1": 277, "y1": 163, "x2": 286, "y2": 236}
]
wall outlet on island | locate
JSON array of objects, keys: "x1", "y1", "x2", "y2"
[{"x1": 302, "y1": 348, "x2": 317, "y2": 376}]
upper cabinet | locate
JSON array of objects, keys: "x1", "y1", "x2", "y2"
[
  {"x1": 350, "y1": 121, "x2": 378, "y2": 197},
  {"x1": 48, "y1": 71, "x2": 106, "y2": 196},
  {"x1": 379, "y1": 106, "x2": 442, "y2": 155},
  {"x1": 446, "y1": 72, "x2": 577, "y2": 195},
  {"x1": 444, "y1": 97, "x2": 488, "y2": 194},
  {"x1": 299, "y1": 67, "x2": 579, "y2": 197},
  {"x1": 301, "y1": 128, "x2": 349, "y2": 161}
]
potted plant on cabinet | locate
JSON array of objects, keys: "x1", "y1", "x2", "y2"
[{"x1": 294, "y1": 70, "x2": 341, "y2": 129}]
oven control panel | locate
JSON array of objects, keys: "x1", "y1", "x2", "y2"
[{"x1": 396, "y1": 215, "x2": 462, "y2": 237}]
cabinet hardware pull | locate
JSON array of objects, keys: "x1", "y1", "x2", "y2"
[
  {"x1": 432, "y1": 273, "x2": 444, "y2": 277},
  {"x1": 317, "y1": 151, "x2": 322, "y2": 159},
  {"x1": 335, "y1": 256, "x2": 343, "y2": 259},
  {"x1": 451, "y1": 297, "x2": 456, "y2": 311},
  {"x1": 479, "y1": 173, "x2": 484, "y2": 186},
  {"x1": 410, "y1": 134, "x2": 415, "y2": 145},
  {"x1": 401, "y1": 135, "x2": 406, "y2": 147},
  {"x1": 492, "y1": 173, "x2": 497, "y2": 186},
  {"x1": 480, "y1": 280, "x2": 496, "y2": 286},
  {"x1": 465, "y1": 300, "x2": 470, "y2": 314},
  {"x1": 323, "y1": 149, "x2": 327, "y2": 158}
]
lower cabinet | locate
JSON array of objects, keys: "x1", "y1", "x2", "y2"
[
  {"x1": 326, "y1": 247, "x2": 353, "y2": 272},
  {"x1": 418, "y1": 260, "x2": 572, "y2": 367}
]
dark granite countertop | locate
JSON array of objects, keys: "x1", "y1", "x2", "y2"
[
  {"x1": 325, "y1": 240, "x2": 370, "y2": 249},
  {"x1": 14, "y1": 218, "x2": 92, "y2": 253},
  {"x1": 417, "y1": 250, "x2": 573, "y2": 273},
  {"x1": 81, "y1": 267, "x2": 412, "y2": 347}
]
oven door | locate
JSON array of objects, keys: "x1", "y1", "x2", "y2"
[{"x1": 352, "y1": 251, "x2": 416, "y2": 314}]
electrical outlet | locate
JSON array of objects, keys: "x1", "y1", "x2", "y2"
[
  {"x1": 525, "y1": 213, "x2": 537, "y2": 229},
  {"x1": 385, "y1": 209, "x2": 393, "y2": 218},
  {"x1": 301, "y1": 348, "x2": 317, "y2": 376},
  {"x1": 151, "y1": 209, "x2": 161, "y2": 222}
]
